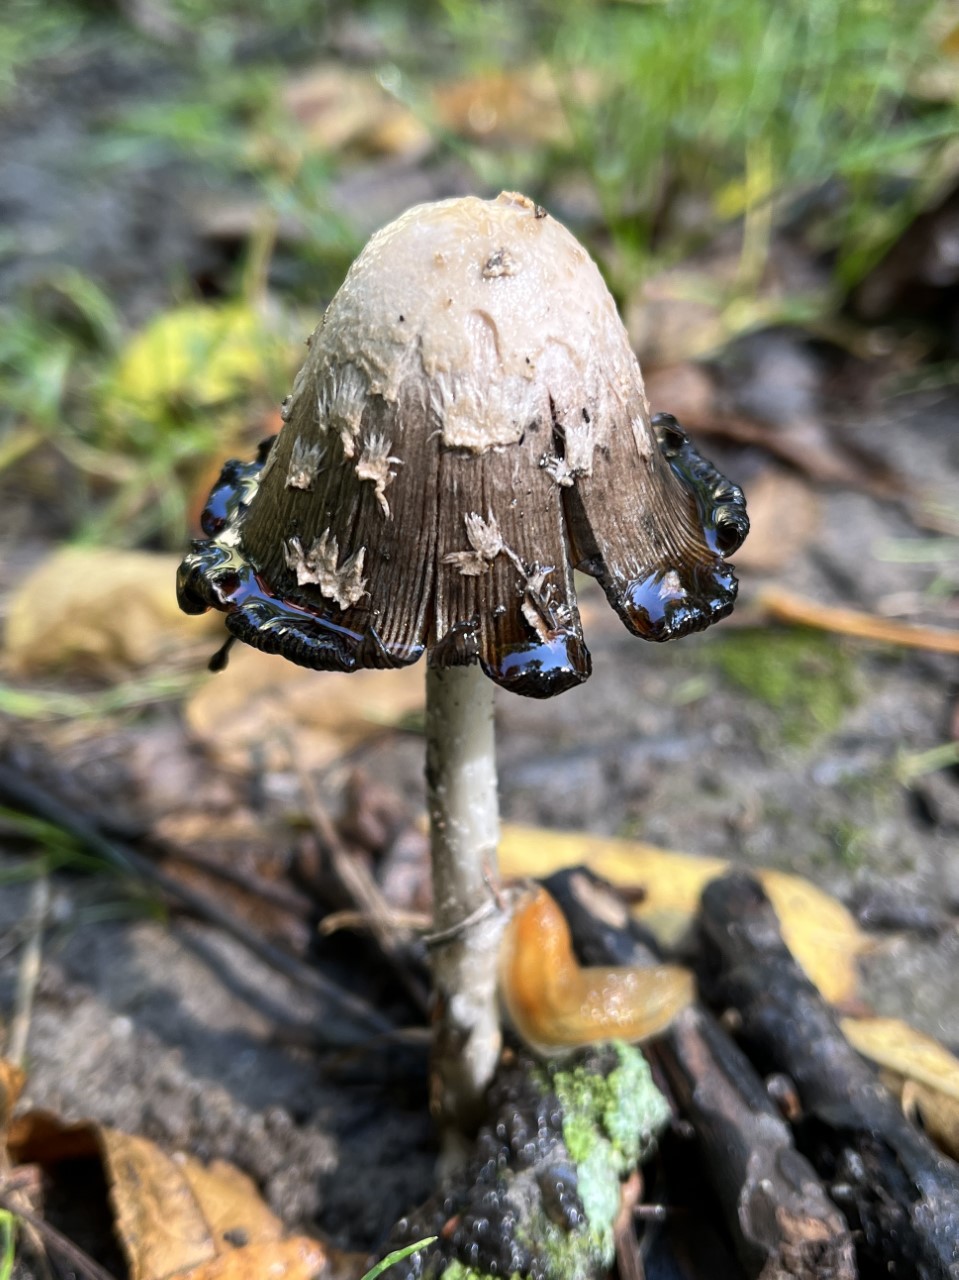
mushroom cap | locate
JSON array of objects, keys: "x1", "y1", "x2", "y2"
[{"x1": 177, "y1": 192, "x2": 748, "y2": 697}]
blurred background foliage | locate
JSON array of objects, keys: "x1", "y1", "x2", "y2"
[{"x1": 1, "y1": 0, "x2": 957, "y2": 547}]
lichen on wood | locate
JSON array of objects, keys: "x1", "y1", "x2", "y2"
[{"x1": 381, "y1": 1043, "x2": 670, "y2": 1280}]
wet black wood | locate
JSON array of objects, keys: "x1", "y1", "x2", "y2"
[
  {"x1": 545, "y1": 868, "x2": 857, "y2": 1280},
  {"x1": 699, "y1": 871, "x2": 959, "y2": 1280}
]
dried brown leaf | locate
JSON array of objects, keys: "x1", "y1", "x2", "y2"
[
  {"x1": 176, "y1": 1155, "x2": 284, "y2": 1252},
  {"x1": 185, "y1": 645, "x2": 423, "y2": 773},
  {"x1": 177, "y1": 1237, "x2": 327, "y2": 1280},
  {"x1": 7, "y1": 1112, "x2": 303, "y2": 1280},
  {"x1": 4, "y1": 549, "x2": 220, "y2": 677},
  {"x1": 432, "y1": 64, "x2": 580, "y2": 147},
  {"x1": 0, "y1": 1059, "x2": 25, "y2": 1137},
  {"x1": 282, "y1": 65, "x2": 429, "y2": 158},
  {"x1": 100, "y1": 1129, "x2": 217, "y2": 1280},
  {"x1": 6, "y1": 1109, "x2": 100, "y2": 1165},
  {"x1": 841, "y1": 1015, "x2": 959, "y2": 1160}
]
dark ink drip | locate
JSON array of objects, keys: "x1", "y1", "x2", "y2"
[
  {"x1": 620, "y1": 562, "x2": 739, "y2": 642},
  {"x1": 179, "y1": 436, "x2": 421, "y2": 672},
  {"x1": 483, "y1": 633, "x2": 591, "y2": 698},
  {"x1": 652, "y1": 412, "x2": 749, "y2": 557},
  {"x1": 433, "y1": 612, "x2": 590, "y2": 697},
  {"x1": 207, "y1": 633, "x2": 236, "y2": 672},
  {"x1": 591, "y1": 412, "x2": 749, "y2": 641},
  {"x1": 430, "y1": 619, "x2": 481, "y2": 670},
  {"x1": 200, "y1": 437, "x2": 275, "y2": 536},
  {"x1": 177, "y1": 544, "x2": 364, "y2": 670}
]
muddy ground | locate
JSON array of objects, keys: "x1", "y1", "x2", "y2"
[{"x1": 1, "y1": 20, "x2": 958, "y2": 1267}]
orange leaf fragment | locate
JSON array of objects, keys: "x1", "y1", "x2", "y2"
[
  {"x1": 177, "y1": 1237, "x2": 327, "y2": 1280},
  {"x1": 501, "y1": 885, "x2": 694, "y2": 1053},
  {"x1": 100, "y1": 1129, "x2": 217, "y2": 1280},
  {"x1": 0, "y1": 1059, "x2": 26, "y2": 1136},
  {"x1": 177, "y1": 1156, "x2": 285, "y2": 1252}
]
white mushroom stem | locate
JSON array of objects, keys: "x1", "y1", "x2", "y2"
[{"x1": 425, "y1": 662, "x2": 505, "y2": 1141}]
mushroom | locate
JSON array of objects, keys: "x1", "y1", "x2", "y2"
[{"x1": 177, "y1": 192, "x2": 748, "y2": 1136}]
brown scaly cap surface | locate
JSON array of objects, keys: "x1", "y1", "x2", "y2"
[{"x1": 177, "y1": 192, "x2": 748, "y2": 697}]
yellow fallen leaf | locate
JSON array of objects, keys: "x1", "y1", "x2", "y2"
[
  {"x1": 100, "y1": 1129, "x2": 217, "y2": 1280},
  {"x1": 4, "y1": 548, "x2": 220, "y2": 676},
  {"x1": 185, "y1": 644, "x2": 423, "y2": 773},
  {"x1": 283, "y1": 63, "x2": 429, "y2": 158},
  {"x1": 760, "y1": 867, "x2": 869, "y2": 1006},
  {"x1": 841, "y1": 1015, "x2": 959, "y2": 1158},
  {"x1": 498, "y1": 824, "x2": 869, "y2": 1004},
  {"x1": 109, "y1": 304, "x2": 289, "y2": 415},
  {"x1": 8, "y1": 1111, "x2": 310, "y2": 1280},
  {"x1": 176, "y1": 1156, "x2": 284, "y2": 1252},
  {"x1": 177, "y1": 1237, "x2": 327, "y2": 1280},
  {"x1": 902, "y1": 1080, "x2": 959, "y2": 1162},
  {"x1": 859, "y1": 1016, "x2": 959, "y2": 1095}
]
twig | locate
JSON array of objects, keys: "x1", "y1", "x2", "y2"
[
  {"x1": 0, "y1": 762, "x2": 392, "y2": 1042},
  {"x1": 545, "y1": 868, "x2": 856, "y2": 1280},
  {"x1": 613, "y1": 1169, "x2": 646, "y2": 1280},
  {"x1": 700, "y1": 871, "x2": 959, "y2": 1279},
  {"x1": 7, "y1": 873, "x2": 49, "y2": 1066},
  {"x1": 758, "y1": 585, "x2": 959, "y2": 655},
  {"x1": 290, "y1": 752, "x2": 431, "y2": 1017},
  {"x1": 422, "y1": 899, "x2": 498, "y2": 947},
  {"x1": 0, "y1": 1193, "x2": 119, "y2": 1280},
  {"x1": 158, "y1": 845, "x2": 314, "y2": 918},
  {"x1": 318, "y1": 907, "x2": 431, "y2": 937}
]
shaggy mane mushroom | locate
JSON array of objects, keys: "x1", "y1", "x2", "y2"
[{"x1": 177, "y1": 191, "x2": 748, "y2": 1140}]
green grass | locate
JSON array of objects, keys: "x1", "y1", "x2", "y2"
[
  {"x1": 1, "y1": 0, "x2": 955, "y2": 549},
  {"x1": 363, "y1": 1239, "x2": 438, "y2": 1280},
  {"x1": 0, "y1": 1211, "x2": 14, "y2": 1280},
  {"x1": 442, "y1": 0, "x2": 955, "y2": 293}
]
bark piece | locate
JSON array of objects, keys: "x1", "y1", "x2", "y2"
[
  {"x1": 699, "y1": 871, "x2": 959, "y2": 1280},
  {"x1": 545, "y1": 868, "x2": 857, "y2": 1280},
  {"x1": 380, "y1": 1045, "x2": 670, "y2": 1280}
]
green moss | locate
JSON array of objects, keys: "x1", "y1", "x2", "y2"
[
  {"x1": 439, "y1": 1263, "x2": 501, "y2": 1280},
  {"x1": 536, "y1": 1201, "x2": 610, "y2": 1280},
  {"x1": 711, "y1": 628, "x2": 858, "y2": 744},
  {"x1": 436, "y1": 1048, "x2": 670, "y2": 1280},
  {"x1": 823, "y1": 817, "x2": 870, "y2": 870},
  {"x1": 541, "y1": 1044, "x2": 671, "y2": 1266},
  {"x1": 551, "y1": 1043, "x2": 670, "y2": 1167}
]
